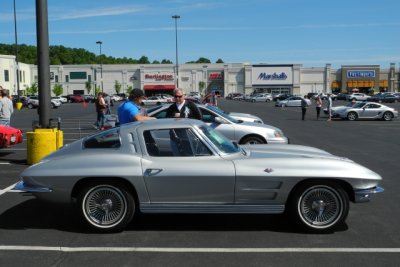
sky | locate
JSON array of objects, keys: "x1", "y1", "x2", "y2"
[{"x1": 1, "y1": 0, "x2": 400, "y2": 68}]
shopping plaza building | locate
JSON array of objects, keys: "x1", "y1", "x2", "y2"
[{"x1": 0, "y1": 54, "x2": 399, "y2": 97}]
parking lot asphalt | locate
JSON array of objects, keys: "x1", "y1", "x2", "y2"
[{"x1": 0, "y1": 99, "x2": 400, "y2": 266}]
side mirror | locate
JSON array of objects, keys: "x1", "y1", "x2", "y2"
[{"x1": 214, "y1": 117, "x2": 227, "y2": 124}]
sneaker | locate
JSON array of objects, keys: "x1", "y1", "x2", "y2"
[{"x1": 92, "y1": 124, "x2": 99, "y2": 130}]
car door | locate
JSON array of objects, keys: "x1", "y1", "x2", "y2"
[
  {"x1": 288, "y1": 97, "x2": 300, "y2": 107},
  {"x1": 140, "y1": 127, "x2": 236, "y2": 203},
  {"x1": 360, "y1": 103, "x2": 382, "y2": 119}
]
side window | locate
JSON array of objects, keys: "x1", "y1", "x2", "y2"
[
  {"x1": 199, "y1": 108, "x2": 216, "y2": 123},
  {"x1": 143, "y1": 128, "x2": 212, "y2": 157},
  {"x1": 154, "y1": 110, "x2": 167, "y2": 119}
]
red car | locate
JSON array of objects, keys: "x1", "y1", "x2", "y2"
[
  {"x1": 66, "y1": 95, "x2": 84, "y2": 103},
  {"x1": 0, "y1": 125, "x2": 23, "y2": 148}
]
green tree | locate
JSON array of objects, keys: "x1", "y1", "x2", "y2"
[
  {"x1": 161, "y1": 59, "x2": 173, "y2": 64},
  {"x1": 95, "y1": 85, "x2": 101, "y2": 96},
  {"x1": 52, "y1": 84, "x2": 63, "y2": 96},
  {"x1": 85, "y1": 81, "x2": 92, "y2": 95},
  {"x1": 216, "y1": 58, "x2": 224, "y2": 63},
  {"x1": 198, "y1": 81, "x2": 206, "y2": 96},
  {"x1": 186, "y1": 57, "x2": 211, "y2": 64},
  {"x1": 138, "y1": 56, "x2": 150, "y2": 64},
  {"x1": 114, "y1": 80, "x2": 122, "y2": 94},
  {"x1": 126, "y1": 85, "x2": 133, "y2": 94},
  {"x1": 26, "y1": 83, "x2": 38, "y2": 95},
  {"x1": 152, "y1": 60, "x2": 160, "y2": 64}
]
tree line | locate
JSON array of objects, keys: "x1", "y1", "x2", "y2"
[{"x1": 0, "y1": 43, "x2": 224, "y2": 65}]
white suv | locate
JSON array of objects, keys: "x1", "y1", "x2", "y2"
[{"x1": 346, "y1": 93, "x2": 370, "y2": 101}]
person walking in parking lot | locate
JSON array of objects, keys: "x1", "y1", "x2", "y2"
[
  {"x1": 104, "y1": 93, "x2": 112, "y2": 115},
  {"x1": 301, "y1": 95, "x2": 308, "y2": 121},
  {"x1": 327, "y1": 93, "x2": 333, "y2": 121},
  {"x1": 117, "y1": 88, "x2": 155, "y2": 125},
  {"x1": 166, "y1": 89, "x2": 202, "y2": 120},
  {"x1": 315, "y1": 95, "x2": 322, "y2": 120},
  {"x1": 0, "y1": 88, "x2": 14, "y2": 126}
]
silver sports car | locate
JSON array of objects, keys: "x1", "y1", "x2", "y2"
[
  {"x1": 336, "y1": 102, "x2": 398, "y2": 121},
  {"x1": 15, "y1": 119, "x2": 383, "y2": 233},
  {"x1": 149, "y1": 104, "x2": 287, "y2": 144}
]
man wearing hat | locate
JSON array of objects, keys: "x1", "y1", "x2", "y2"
[{"x1": 117, "y1": 88, "x2": 155, "y2": 125}]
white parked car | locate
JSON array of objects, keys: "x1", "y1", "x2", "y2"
[
  {"x1": 111, "y1": 95, "x2": 122, "y2": 102},
  {"x1": 27, "y1": 96, "x2": 61, "y2": 109},
  {"x1": 275, "y1": 96, "x2": 311, "y2": 107},
  {"x1": 142, "y1": 96, "x2": 172, "y2": 106},
  {"x1": 346, "y1": 93, "x2": 370, "y2": 101},
  {"x1": 52, "y1": 96, "x2": 67, "y2": 104}
]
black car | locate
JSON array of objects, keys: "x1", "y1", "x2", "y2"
[
  {"x1": 335, "y1": 93, "x2": 348, "y2": 100},
  {"x1": 369, "y1": 93, "x2": 397, "y2": 103}
]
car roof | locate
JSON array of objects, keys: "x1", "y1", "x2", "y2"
[{"x1": 120, "y1": 118, "x2": 205, "y2": 130}]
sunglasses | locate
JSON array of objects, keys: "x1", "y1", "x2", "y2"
[{"x1": 174, "y1": 95, "x2": 183, "y2": 98}]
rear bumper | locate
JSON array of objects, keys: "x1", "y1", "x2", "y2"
[{"x1": 354, "y1": 186, "x2": 384, "y2": 203}]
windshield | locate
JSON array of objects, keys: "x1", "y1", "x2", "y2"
[
  {"x1": 353, "y1": 102, "x2": 366, "y2": 108},
  {"x1": 206, "y1": 105, "x2": 239, "y2": 123},
  {"x1": 199, "y1": 125, "x2": 240, "y2": 154}
]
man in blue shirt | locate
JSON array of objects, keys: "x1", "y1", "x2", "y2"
[{"x1": 118, "y1": 88, "x2": 155, "y2": 125}]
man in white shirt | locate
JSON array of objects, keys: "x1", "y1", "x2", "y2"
[{"x1": 0, "y1": 89, "x2": 14, "y2": 126}]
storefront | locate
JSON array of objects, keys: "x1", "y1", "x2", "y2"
[
  {"x1": 207, "y1": 71, "x2": 224, "y2": 96},
  {"x1": 251, "y1": 65, "x2": 294, "y2": 95},
  {"x1": 143, "y1": 73, "x2": 175, "y2": 96},
  {"x1": 340, "y1": 65, "x2": 380, "y2": 94}
]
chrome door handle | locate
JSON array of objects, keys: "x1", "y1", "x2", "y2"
[{"x1": 144, "y1": 168, "x2": 163, "y2": 176}]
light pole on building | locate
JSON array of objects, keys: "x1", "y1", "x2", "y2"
[
  {"x1": 172, "y1": 15, "x2": 180, "y2": 88},
  {"x1": 96, "y1": 41, "x2": 103, "y2": 92}
]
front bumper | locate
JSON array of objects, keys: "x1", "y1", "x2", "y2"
[
  {"x1": 354, "y1": 186, "x2": 384, "y2": 203},
  {"x1": 13, "y1": 181, "x2": 52, "y2": 193}
]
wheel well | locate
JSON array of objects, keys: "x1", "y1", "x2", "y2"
[
  {"x1": 287, "y1": 178, "x2": 355, "y2": 203},
  {"x1": 71, "y1": 177, "x2": 139, "y2": 204},
  {"x1": 239, "y1": 134, "x2": 267, "y2": 144}
]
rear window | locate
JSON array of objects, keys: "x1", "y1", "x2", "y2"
[{"x1": 84, "y1": 128, "x2": 121, "y2": 149}]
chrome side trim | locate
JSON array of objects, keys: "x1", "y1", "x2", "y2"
[
  {"x1": 354, "y1": 186, "x2": 384, "y2": 203},
  {"x1": 140, "y1": 204, "x2": 285, "y2": 214},
  {"x1": 13, "y1": 181, "x2": 52, "y2": 193}
]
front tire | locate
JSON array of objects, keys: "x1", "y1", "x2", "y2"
[
  {"x1": 383, "y1": 112, "x2": 393, "y2": 121},
  {"x1": 78, "y1": 182, "x2": 135, "y2": 232},
  {"x1": 347, "y1": 112, "x2": 358, "y2": 121},
  {"x1": 289, "y1": 181, "x2": 349, "y2": 233},
  {"x1": 240, "y1": 136, "x2": 265, "y2": 145}
]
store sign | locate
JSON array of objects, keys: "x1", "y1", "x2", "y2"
[
  {"x1": 209, "y1": 72, "x2": 223, "y2": 80},
  {"x1": 145, "y1": 74, "x2": 174, "y2": 80},
  {"x1": 252, "y1": 66, "x2": 293, "y2": 85},
  {"x1": 347, "y1": 70, "x2": 375, "y2": 78},
  {"x1": 257, "y1": 72, "x2": 288, "y2": 80}
]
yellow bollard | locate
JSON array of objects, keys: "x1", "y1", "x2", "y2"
[
  {"x1": 27, "y1": 128, "x2": 64, "y2": 165},
  {"x1": 16, "y1": 102, "x2": 23, "y2": 110}
]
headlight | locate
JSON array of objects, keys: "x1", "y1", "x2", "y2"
[{"x1": 274, "y1": 130, "x2": 284, "y2": 138}]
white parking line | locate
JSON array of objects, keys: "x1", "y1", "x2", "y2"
[
  {"x1": 0, "y1": 183, "x2": 18, "y2": 196},
  {"x1": 0, "y1": 162, "x2": 11, "y2": 164},
  {"x1": 0, "y1": 246, "x2": 399, "y2": 253}
]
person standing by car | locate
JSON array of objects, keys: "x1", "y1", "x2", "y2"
[
  {"x1": 327, "y1": 93, "x2": 333, "y2": 121},
  {"x1": 0, "y1": 89, "x2": 14, "y2": 126},
  {"x1": 104, "y1": 93, "x2": 112, "y2": 115},
  {"x1": 117, "y1": 88, "x2": 155, "y2": 125},
  {"x1": 94, "y1": 92, "x2": 106, "y2": 130},
  {"x1": 166, "y1": 89, "x2": 202, "y2": 120},
  {"x1": 301, "y1": 95, "x2": 308, "y2": 121},
  {"x1": 315, "y1": 95, "x2": 322, "y2": 120}
]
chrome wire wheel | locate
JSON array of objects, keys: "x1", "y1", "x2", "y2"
[
  {"x1": 297, "y1": 185, "x2": 343, "y2": 230},
  {"x1": 81, "y1": 184, "x2": 129, "y2": 230}
]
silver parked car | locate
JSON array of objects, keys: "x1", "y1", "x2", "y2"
[
  {"x1": 148, "y1": 104, "x2": 287, "y2": 144},
  {"x1": 336, "y1": 102, "x2": 398, "y2": 121},
  {"x1": 249, "y1": 93, "x2": 273, "y2": 102},
  {"x1": 275, "y1": 96, "x2": 311, "y2": 107},
  {"x1": 14, "y1": 119, "x2": 384, "y2": 233}
]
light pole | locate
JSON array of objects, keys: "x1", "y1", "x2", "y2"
[
  {"x1": 96, "y1": 41, "x2": 103, "y2": 92},
  {"x1": 14, "y1": 0, "x2": 20, "y2": 97},
  {"x1": 172, "y1": 15, "x2": 180, "y2": 88}
]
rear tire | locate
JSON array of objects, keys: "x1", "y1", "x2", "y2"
[
  {"x1": 240, "y1": 136, "x2": 265, "y2": 145},
  {"x1": 383, "y1": 112, "x2": 393, "y2": 121},
  {"x1": 288, "y1": 181, "x2": 349, "y2": 233},
  {"x1": 78, "y1": 182, "x2": 135, "y2": 232}
]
